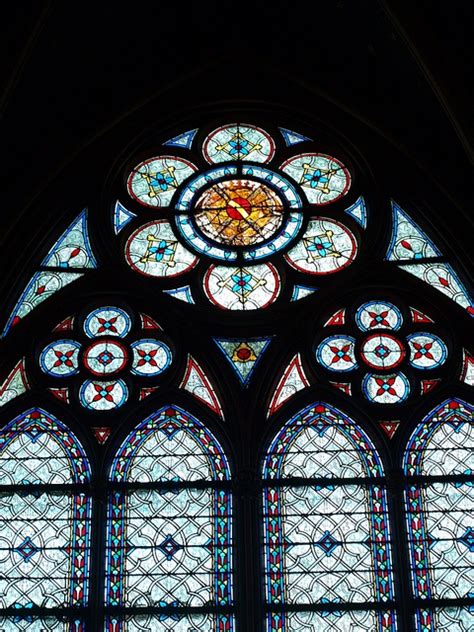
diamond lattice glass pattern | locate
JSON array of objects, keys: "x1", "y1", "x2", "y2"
[
  {"x1": 106, "y1": 406, "x2": 234, "y2": 630},
  {"x1": 263, "y1": 403, "x2": 395, "y2": 632},
  {"x1": 404, "y1": 399, "x2": 474, "y2": 631},
  {"x1": 0, "y1": 409, "x2": 91, "y2": 614}
]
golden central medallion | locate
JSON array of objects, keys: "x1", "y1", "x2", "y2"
[{"x1": 193, "y1": 179, "x2": 285, "y2": 247}]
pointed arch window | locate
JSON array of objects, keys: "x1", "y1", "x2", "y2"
[
  {"x1": 0, "y1": 408, "x2": 91, "y2": 631},
  {"x1": 404, "y1": 398, "x2": 474, "y2": 631},
  {"x1": 262, "y1": 402, "x2": 396, "y2": 631},
  {"x1": 105, "y1": 404, "x2": 234, "y2": 631}
]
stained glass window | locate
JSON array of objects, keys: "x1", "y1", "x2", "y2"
[
  {"x1": 0, "y1": 408, "x2": 91, "y2": 631},
  {"x1": 105, "y1": 405, "x2": 234, "y2": 631},
  {"x1": 263, "y1": 402, "x2": 396, "y2": 631},
  {"x1": 1, "y1": 112, "x2": 473, "y2": 632},
  {"x1": 403, "y1": 398, "x2": 474, "y2": 631}
]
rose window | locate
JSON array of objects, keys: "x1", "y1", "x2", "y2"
[
  {"x1": 314, "y1": 300, "x2": 450, "y2": 405},
  {"x1": 119, "y1": 123, "x2": 359, "y2": 310},
  {"x1": 38, "y1": 307, "x2": 173, "y2": 411}
]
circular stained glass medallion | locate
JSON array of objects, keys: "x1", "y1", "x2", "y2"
[
  {"x1": 40, "y1": 340, "x2": 81, "y2": 377},
  {"x1": 280, "y1": 153, "x2": 351, "y2": 205},
  {"x1": 355, "y1": 301, "x2": 403, "y2": 331},
  {"x1": 131, "y1": 339, "x2": 172, "y2": 376},
  {"x1": 316, "y1": 335, "x2": 358, "y2": 372},
  {"x1": 285, "y1": 218, "x2": 357, "y2": 275},
  {"x1": 126, "y1": 220, "x2": 199, "y2": 278},
  {"x1": 203, "y1": 124, "x2": 275, "y2": 164},
  {"x1": 79, "y1": 379, "x2": 128, "y2": 411},
  {"x1": 203, "y1": 263, "x2": 280, "y2": 310},
  {"x1": 83, "y1": 340, "x2": 128, "y2": 376},
  {"x1": 360, "y1": 333, "x2": 405, "y2": 370},
  {"x1": 407, "y1": 333, "x2": 448, "y2": 370},
  {"x1": 362, "y1": 372, "x2": 410, "y2": 404},
  {"x1": 84, "y1": 307, "x2": 131, "y2": 338},
  {"x1": 127, "y1": 156, "x2": 197, "y2": 208},
  {"x1": 194, "y1": 179, "x2": 285, "y2": 247}
]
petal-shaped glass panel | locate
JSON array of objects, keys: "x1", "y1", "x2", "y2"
[
  {"x1": 355, "y1": 301, "x2": 403, "y2": 331},
  {"x1": 280, "y1": 153, "x2": 351, "y2": 205},
  {"x1": 362, "y1": 372, "x2": 410, "y2": 404},
  {"x1": 39, "y1": 340, "x2": 81, "y2": 377},
  {"x1": 130, "y1": 339, "x2": 172, "y2": 376},
  {"x1": 79, "y1": 379, "x2": 128, "y2": 410},
  {"x1": 125, "y1": 220, "x2": 199, "y2": 278},
  {"x1": 203, "y1": 124, "x2": 275, "y2": 164},
  {"x1": 203, "y1": 264, "x2": 280, "y2": 310},
  {"x1": 285, "y1": 218, "x2": 357, "y2": 274},
  {"x1": 316, "y1": 335, "x2": 358, "y2": 372},
  {"x1": 127, "y1": 156, "x2": 197, "y2": 208},
  {"x1": 407, "y1": 332, "x2": 448, "y2": 370},
  {"x1": 83, "y1": 307, "x2": 132, "y2": 338}
]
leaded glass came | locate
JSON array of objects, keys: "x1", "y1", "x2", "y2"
[
  {"x1": 105, "y1": 405, "x2": 234, "y2": 631},
  {"x1": 262, "y1": 402, "x2": 396, "y2": 632}
]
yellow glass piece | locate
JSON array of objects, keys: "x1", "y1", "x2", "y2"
[{"x1": 194, "y1": 179, "x2": 284, "y2": 247}]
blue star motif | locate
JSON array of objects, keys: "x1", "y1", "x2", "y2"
[
  {"x1": 307, "y1": 235, "x2": 333, "y2": 257},
  {"x1": 304, "y1": 168, "x2": 329, "y2": 189},
  {"x1": 150, "y1": 172, "x2": 174, "y2": 191},
  {"x1": 14, "y1": 537, "x2": 39, "y2": 562},
  {"x1": 149, "y1": 240, "x2": 173, "y2": 262},
  {"x1": 315, "y1": 530, "x2": 340, "y2": 556},
  {"x1": 231, "y1": 273, "x2": 253, "y2": 294},
  {"x1": 459, "y1": 527, "x2": 474, "y2": 552},
  {"x1": 229, "y1": 138, "x2": 249, "y2": 156},
  {"x1": 158, "y1": 534, "x2": 183, "y2": 560}
]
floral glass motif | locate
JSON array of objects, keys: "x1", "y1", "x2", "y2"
[
  {"x1": 204, "y1": 264, "x2": 280, "y2": 310},
  {"x1": 285, "y1": 218, "x2": 357, "y2": 275},
  {"x1": 105, "y1": 405, "x2": 234, "y2": 631},
  {"x1": 125, "y1": 220, "x2": 198, "y2": 278},
  {"x1": 130, "y1": 339, "x2": 172, "y2": 376},
  {"x1": 39, "y1": 307, "x2": 174, "y2": 412},
  {"x1": 263, "y1": 403, "x2": 396, "y2": 632},
  {"x1": 280, "y1": 153, "x2": 351, "y2": 205},
  {"x1": 362, "y1": 373, "x2": 410, "y2": 404},
  {"x1": 203, "y1": 123, "x2": 275, "y2": 164},
  {"x1": 119, "y1": 123, "x2": 360, "y2": 310},
  {"x1": 127, "y1": 156, "x2": 197, "y2": 208},
  {"x1": 40, "y1": 340, "x2": 81, "y2": 377},
  {"x1": 84, "y1": 307, "x2": 132, "y2": 338},
  {"x1": 355, "y1": 301, "x2": 403, "y2": 331},
  {"x1": 316, "y1": 335, "x2": 358, "y2": 372},
  {"x1": 83, "y1": 340, "x2": 128, "y2": 376},
  {"x1": 360, "y1": 333, "x2": 406, "y2": 370},
  {"x1": 79, "y1": 379, "x2": 128, "y2": 411},
  {"x1": 407, "y1": 333, "x2": 448, "y2": 370},
  {"x1": 316, "y1": 299, "x2": 449, "y2": 405},
  {"x1": 403, "y1": 399, "x2": 474, "y2": 632},
  {"x1": 0, "y1": 408, "x2": 91, "y2": 628}
]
